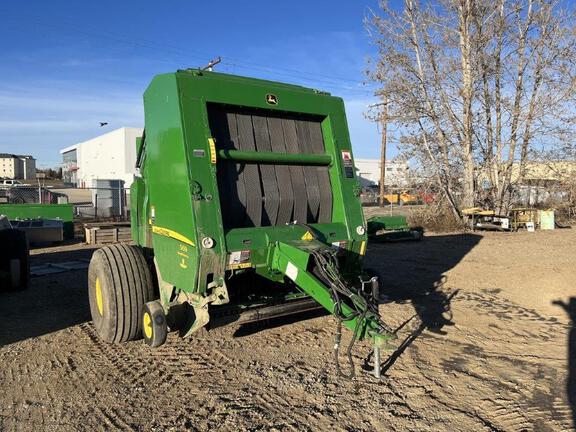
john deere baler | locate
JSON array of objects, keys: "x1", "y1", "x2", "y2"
[{"x1": 88, "y1": 70, "x2": 392, "y2": 377}]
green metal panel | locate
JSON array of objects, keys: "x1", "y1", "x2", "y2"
[
  {"x1": 139, "y1": 74, "x2": 202, "y2": 291},
  {"x1": 0, "y1": 204, "x2": 74, "y2": 238},
  {"x1": 367, "y1": 216, "x2": 409, "y2": 234}
]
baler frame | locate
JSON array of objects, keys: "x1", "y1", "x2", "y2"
[{"x1": 88, "y1": 69, "x2": 394, "y2": 378}]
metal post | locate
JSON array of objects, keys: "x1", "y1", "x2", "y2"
[
  {"x1": 118, "y1": 183, "x2": 122, "y2": 219},
  {"x1": 373, "y1": 345, "x2": 381, "y2": 379}
]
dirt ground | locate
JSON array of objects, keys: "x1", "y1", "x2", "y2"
[{"x1": 1, "y1": 229, "x2": 575, "y2": 431}]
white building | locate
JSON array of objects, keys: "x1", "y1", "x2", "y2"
[
  {"x1": 0, "y1": 154, "x2": 36, "y2": 180},
  {"x1": 60, "y1": 127, "x2": 143, "y2": 188},
  {"x1": 354, "y1": 159, "x2": 410, "y2": 188}
]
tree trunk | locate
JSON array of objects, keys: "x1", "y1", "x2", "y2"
[
  {"x1": 378, "y1": 100, "x2": 388, "y2": 207},
  {"x1": 458, "y1": 0, "x2": 475, "y2": 209}
]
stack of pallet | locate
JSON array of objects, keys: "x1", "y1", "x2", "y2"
[{"x1": 84, "y1": 222, "x2": 131, "y2": 245}]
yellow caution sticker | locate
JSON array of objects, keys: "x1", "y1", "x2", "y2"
[
  {"x1": 359, "y1": 240, "x2": 367, "y2": 256},
  {"x1": 152, "y1": 225, "x2": 195, "y2": 247},
  {"x1": 301, "y1": 231, "x2": 314, "y2": 241},
  {"x1": 208, "y1": 138, "x2": 217, "y2": 164}
]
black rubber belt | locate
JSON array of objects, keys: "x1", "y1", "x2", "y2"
[
  {"x1": 282, "y1": 119, "x2": 308, "y2": 223},
  {"x1": 268, "y1": 117, "x2": 295, "y2": 225},
  {"x1": 296, "y1": 119, "x2": 321, "y2": 222},
  {"x1": 208, "y1": 105, "x2": 333, "y2": 229},
  {"x1": 208, "y1": 107, "x2": 247, "y2": 229},
  {"x1": 236, "y1": 113, "x2": 263, "y2": 227},
  {"x1": 308, "y1": 121, "x2": 333, "y2": 223},
  {"x1": 252, "y1": 115, "x2": 280, "y2": 226}
]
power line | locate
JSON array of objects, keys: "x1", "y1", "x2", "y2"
[{"x1": 1, "y1": 10, "x2": 375, "y2": 94}]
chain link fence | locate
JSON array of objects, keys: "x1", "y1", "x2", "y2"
[
  {"x1": 65, "y1": 186, "x2": 130, "y2": 222},
  {"x1": 0, "y1": 186, "x2": 68, "y2": 205},
  {"x1": 0, "y1": 185, "x2": 130, "y2": 222}
]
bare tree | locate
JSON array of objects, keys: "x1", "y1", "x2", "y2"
[{"x1": 367, "y1": 0, "x2": 576, "y2": 215}]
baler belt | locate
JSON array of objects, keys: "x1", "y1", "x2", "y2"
[
  {"x1": 268, "y1": 117, "x2": 295, "y2": 225},
  {"x1": 252, "y1": 115, "x2": 280, "y2": 226},
  {"x1": 236, "y1": 113, "x2": 263, "y2": 227},
  {"x1": 211, "y1": 110, "x2": 247, "y2": 228},
  {"x1": 296, "y1": 120, "x2": 321, "y2": 221},
  {"x1": 207, "y1": 104, "x2": 333, "y2": 229},
  {"x1": 281, "y1": 119, "x2": 308, "y2": 224},
  {"x1": 308, "y1": 121, "x2": 333, "y2": 223}
]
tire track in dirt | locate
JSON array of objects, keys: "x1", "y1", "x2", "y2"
[{"x1": 398, "y1": 287, "x2": 574, "y2": 431}]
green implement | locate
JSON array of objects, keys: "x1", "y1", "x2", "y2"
[
  {"x1": 367, "y1": 215, "x2": 424, "y2": 242},
  {"x1": 87, "y1": 69, "x2": 393, "y2": 378}
]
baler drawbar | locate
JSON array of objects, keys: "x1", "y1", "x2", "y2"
[{"x1": 87, "y1": 69, "x2": 394, "y2": 378}]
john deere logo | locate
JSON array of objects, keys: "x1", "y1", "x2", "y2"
[{"x1": 266, "y1": 93, "x2": 278, "y2": 105}]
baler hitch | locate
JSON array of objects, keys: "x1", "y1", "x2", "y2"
[{"x1": 271, "y1": 240, "x2": 395, "y2": 379}]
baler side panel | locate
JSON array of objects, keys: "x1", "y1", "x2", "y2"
[
  {"x1": 178, "y1": 94, "x2": 228, "y2": 291},
  {"x1": 142, "y1": 74, "x2": 200, "y2": 291},
  {"x1": 321, "y1": 107, "x2": 366, "y2": 262},
  {"x1": 130, "y1": 177, "x2": 150, "y2": 247}
]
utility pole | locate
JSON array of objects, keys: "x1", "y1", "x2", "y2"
[
  {"x1": 368, "y1": 99, "x2": 390, "y2": 207},
  {"x1": 378, "y1": 99, "x2": 389, "y2": 207}
]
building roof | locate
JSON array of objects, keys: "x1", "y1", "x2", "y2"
[
  {"x1": 59, "y1": 145, "x2": 79, "y2": 154},
  {"x1": 0, "y1": 153, "x2": 34, "y2": 159},
  {"x1": 60, "y1": 127, "x2": 143, "y2": 154}
]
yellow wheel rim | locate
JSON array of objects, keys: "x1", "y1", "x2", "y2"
[
  {"x1": 95, "y1": 278, "x2": 104, "y2": 316},
  {"x1": 143, "y1": 312, "x2": 153, "y2": 339}
]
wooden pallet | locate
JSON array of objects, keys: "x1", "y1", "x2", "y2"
[{"x1": 84, "y1": 222, "x2": 131, "y2": 245}]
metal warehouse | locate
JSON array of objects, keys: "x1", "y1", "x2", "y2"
[{"x1": 60, "y1": 127, "x2": 142, "y2": 187}]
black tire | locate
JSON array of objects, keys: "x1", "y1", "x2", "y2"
[
  {"x1": 88, "y1": 244, "x2": 154, "y2": 343},
  {"x1": 0, "y1": 229, "x2": 29, "y2": 290},
  {"x1": 142, "y1": 300, "x2": 167, "y2": 347}
]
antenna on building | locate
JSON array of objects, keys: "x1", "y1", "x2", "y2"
[{"x1": 202, "y1": 57, "x2": 222, "y2": 71}]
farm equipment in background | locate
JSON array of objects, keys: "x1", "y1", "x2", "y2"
[
  {"x1": 463, "y1": 207, "x2": 559, "y2": 232},
  {"x1": 0, "y1": 204, "x2": 74, "y2": 240},
  {"x1": 87, "y1": 70, "x2": 394, "y2": 378},
  {"x1": 0, "y1": 215, "x2": 29, "y2": 290},
  {"x1": 382, "y1": 191, "x2": 419, "y2": 206},
  {"x1": 367, "y1": 215, "x2": 423, "y2": 242},
  {"x1": 462, "y1": 208, "x2": 511, "y2": 231}
]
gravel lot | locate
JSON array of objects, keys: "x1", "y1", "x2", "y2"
[{"x1": 0, "y1": 229, "x2": 574, "y2": 431}]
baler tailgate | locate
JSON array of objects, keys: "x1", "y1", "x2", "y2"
[{"x1": 207, "y1": 104, "x2": 333, "y2": 229}]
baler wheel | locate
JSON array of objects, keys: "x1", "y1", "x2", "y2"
[
  {"x1": 88, "y1": 244, "x2": 154, "y2": 343},
  {"x1": 142, "y1": 301, "x2": 167, "y2": 347}
]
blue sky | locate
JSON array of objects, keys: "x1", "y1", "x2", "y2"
[{"x1": 0, "y1": 0, "x2": 395, "y2": 168}]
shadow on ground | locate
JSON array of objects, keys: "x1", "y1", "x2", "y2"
[
  {"x1": 0, "y1": 246, "x2": 97, "y2": 346},
  {"x1": 231, "y1": 233, "x2": 482, "y2": 376},
  {"x1": 553, "y1": 297, "x2": 576, "y2": 429},
  {"x1": 363, "y1": 233, "x2": 483, "y2": 375}
]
